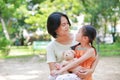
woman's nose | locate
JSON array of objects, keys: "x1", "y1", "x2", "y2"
[{"x1": 65, "y1": 24, "x2": 69, "y2": 29}]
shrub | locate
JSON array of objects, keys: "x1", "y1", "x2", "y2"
[{"x1": 0, "y1": 37, "x2": 11, "y2": 56}]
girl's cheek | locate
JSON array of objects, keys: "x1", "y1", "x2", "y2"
[{"x1": 76, "y1": 35, "x2": 79, "y2": 41}]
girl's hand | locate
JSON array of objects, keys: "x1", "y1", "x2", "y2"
[
  {"x1": 55, "y1": 63, "x2": 61, "y2": 70},
  {"x1": 50, "y1": 70, "x2": 58, "y2": 76},
  {"x1": 54, "y1": 70, "x2": 62, "y2": 75},
  {"x1": 75, "y1": 69, "x2": 93, "y2": 79}
]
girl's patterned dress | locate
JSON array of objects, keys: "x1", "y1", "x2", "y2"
[{"x1": 56, "y1": 73, "x2": 81, "y2": 80}]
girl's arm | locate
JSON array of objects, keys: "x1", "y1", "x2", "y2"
[
  {"x1": 90, "y1": 54, "x2": 99, "y2": 72},
  {"x1": 76, "y1": 54, "x2": 99, "y2": 78},
  {"x1": 56, "y1": 48, "x2": 95, "y2": 74}
]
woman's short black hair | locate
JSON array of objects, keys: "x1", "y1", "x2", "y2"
[{"x1": 47, "y1": 12, "x2": 71, "y2": 38}]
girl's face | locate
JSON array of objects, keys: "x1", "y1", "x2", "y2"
[
  {"x1": 76, "y1": 28, "x2": 83, "y2": 42},
  {"x1": 56, "y1": 16, "x2": 70, "y2": 36},
  {"x1": 76, "y1": 28, "x2": 89, "y2": 43}
]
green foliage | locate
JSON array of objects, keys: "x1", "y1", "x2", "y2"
[
  {"x1": 116, "y1": 35, "x2": 120, "y2": 42},
  {"x1": 0, "y1": 37, "x2": 11, "y2": 49},
  {"x1": 28, "y1": 0, "x2": 45, "y2": 5},
  {"x1": 14, "y1": 5, "x2": 28, "y2": 19},
  {"x1": 27, "y1": 34, "x2": 51, "y2": 42},
  {"x1": 81, "y1": 0, "x2": 120, "y2": 27},
  {"x1": 23, "y1": 0, "x2": 83, "y2": 30},
  {"x1": 39, "y1": 34, "x2": 51, "y2": 41},
  {"x1": 0, "y1": 0, "x2": 5, "y2": 12},
  {"x1": 0, "y1": 23, "x2": 2, "y2": 32},
  {"x1": 0, "y1": 0, "x2": 18, "y2": 18},
  {"x1": 0, "y1": 37, "x2": 11, "y2": 56},
  {"x1": 0, "y1": 0, "x2": 120, "y2": 45}
]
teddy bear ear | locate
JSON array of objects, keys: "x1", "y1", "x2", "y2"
[
  {"x1": 70, "y1": 50, "x2": 75, "y2": 54},
  {"x1": 63, "y1": 51, "x2": 65, "y2": 56}
]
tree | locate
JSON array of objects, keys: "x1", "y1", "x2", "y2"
[
  {"x1": 24, "y1": 0, "x2": 83, "y2": 31},
  {"x1": 0, "y1": 0, "x2": 25, "y2": 40},
  {"x1": 81, "y1": 0, "x2": 120, "y2": 42}
]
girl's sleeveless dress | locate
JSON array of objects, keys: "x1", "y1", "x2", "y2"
[{"x1": 74, "y1": 48, "x2": 96, "y2": 80}]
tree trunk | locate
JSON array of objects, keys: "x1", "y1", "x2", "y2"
[
  {"x1": 103, "y1": 18, "x2": 107, "y2": 41},
  {"x1": 112, "y1": 18, "x2": 117, "y2": 42},
  {"x1": 0, "y1": 17, "x2": 10, "y2": 40}
]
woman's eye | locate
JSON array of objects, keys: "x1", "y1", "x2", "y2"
[{"x1": 61, "y1": 23, "x2": 66, "y2": 26}]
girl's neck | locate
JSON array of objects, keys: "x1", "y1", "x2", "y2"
[{"x1": 80, "y1": 42, "x2": 91, "y2": 49}]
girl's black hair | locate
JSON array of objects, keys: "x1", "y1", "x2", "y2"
[
  {"x1": 71, "y1": 43, "x2": 81, "y2": 50},
  {"x1": 47, "y1": 12, "x2": 71, "y2": 38}
]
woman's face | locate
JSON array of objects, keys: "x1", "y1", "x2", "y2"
[{"x1": 56, "y1": 16, "x2": 70, "y2": 36}]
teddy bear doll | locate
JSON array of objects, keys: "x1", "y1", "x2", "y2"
[{"x1": 55, "y1": 50, "x2": 86, "y2": 74}]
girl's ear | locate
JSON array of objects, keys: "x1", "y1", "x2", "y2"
[{"x1": 83, "y1": 36, "x2": 89, "y2": 41}]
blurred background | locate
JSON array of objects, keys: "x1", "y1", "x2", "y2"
[
  {"x1": 0, "y1": 0, "x2": 120, "y2": 56},
  {"x1": 0, "y1": 0, "x2": 120, "y2": 80},
  {"x1": 0, "y1": 0, "x2": 120, "y2": 57}
]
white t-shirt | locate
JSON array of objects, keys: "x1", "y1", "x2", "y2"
[{"x1": 46, "y1": 37, "x2": 78, "y2": 63}]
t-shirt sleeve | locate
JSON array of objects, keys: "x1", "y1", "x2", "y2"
[{"x1": 46, "y1": 44, "x2": 56, "y2": 63}]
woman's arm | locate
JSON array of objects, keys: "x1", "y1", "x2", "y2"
[
  {"x1": 48, "y1": 62, "x2": 58, "y2": 76},
  {"x1": 56, "y1": 48, "x2": 95, "y2": 74},
  {"x1": 46, "y1": 43, "x2": 58, "y2": 74},
  {"x1": 48, "y1": 62, "x2": 56, "y2": 71}
]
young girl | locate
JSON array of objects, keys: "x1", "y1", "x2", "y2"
[{"x1": 55, "y1": 25, "x2": 97, "y2": 80}]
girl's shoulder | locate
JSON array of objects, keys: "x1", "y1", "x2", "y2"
[
  {"x1": 86, "y1": 47, "x2": 96, "y2": 56},
  {"x1": 86, "y1": 47, "x2": 94, "y2": 52}
]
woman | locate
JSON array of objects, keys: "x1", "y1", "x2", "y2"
[{"x1": 46, "y1": 12, "x2": 98, "y2": 80}]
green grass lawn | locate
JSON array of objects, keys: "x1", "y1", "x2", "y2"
[
  {"x1": 0, "y1": 45, "x2": 46, "y2": 59},
  {"x1": 96, "y1": 42, "x2": 120, "y2": 56}
]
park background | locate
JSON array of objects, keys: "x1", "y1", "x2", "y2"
[{"x1": 0, "y1": 0, "x2": 120, "y2": 80}]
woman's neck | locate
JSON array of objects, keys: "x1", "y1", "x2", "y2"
[{"x1": 56, "y1": 33, "x2": 73, "y2": 45}]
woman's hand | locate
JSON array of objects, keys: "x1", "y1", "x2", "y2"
[{"x1": 75, "y1": 68, "x2": 93, "y2": 79}]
